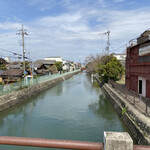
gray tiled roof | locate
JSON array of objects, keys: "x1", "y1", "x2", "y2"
[
  {"x1": 1, "y1": 69, "x2": 23, "y2": 76},
  {"x1": 0, "y1": 70, "x2": 5, "y2": 76},
  {"x1": 33, "y1": 60, "x2": 56, "y2": 68}
]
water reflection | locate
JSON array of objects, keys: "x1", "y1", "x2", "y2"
[
  {"x1": 0, "y1": 72, "x2": 131, "y2": 150},
  {"x1": 89, "y1": 94, "x2": 116, "y2": 120},
  {"x1": 83, "y1": 74, "x2": 99, "y2": 94}
]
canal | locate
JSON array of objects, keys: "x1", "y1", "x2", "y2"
[{"x1": 0, "y1": 72, "x2": 130, "y2": 149}]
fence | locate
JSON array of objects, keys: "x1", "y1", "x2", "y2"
[
  {"x1": 0, "y1": 70, "x2": 80, "y2": 96},
  {"x1": 108, "y1": 80, "x2": 150, "y2": 116},
  {"x1": 0, "y1": 136, "x2": 149, "y2": 150}
]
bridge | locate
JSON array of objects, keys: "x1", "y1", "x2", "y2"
[{"x1": 0, "y1": 133, "x2": 150, "y2": 150}]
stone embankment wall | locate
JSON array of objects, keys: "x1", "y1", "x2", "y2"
[
  {"x1": 0, "y1": 71, "x2": 80, "y2": 112},
  {"x1": 95, "y1": 77, "x2": 150, "y2": 145},
  {"x1": 103, "y1": 84, "x2": 150, "y2": 145}
]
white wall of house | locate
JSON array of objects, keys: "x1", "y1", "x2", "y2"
[
  {"x1": 44, "y1": 57, "x2": 63, "y2": 62},
  {"x1": 138, "y1": 76, "x2": 146, "y2": 97},
  {"x1": 113, "y1": 54, "x2": 126, "y2": 61},
  {"x1": 62, "y1": 60, "x2": 70, "y2": 71},
  {"x1": 70, "y1": 66, "x2": 74, "y2": 71},
  {"x1": 63, "y1": 64, "x2": 69, "y2": 71}
]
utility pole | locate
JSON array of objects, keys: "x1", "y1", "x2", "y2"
[
  {"x1": 103, "y1": 30, "x2": 110, "y2": 54},
  {"x1": 22, "y1": 24, "x2": 25, "y2": 77},
  {"x1": 17, "y1": 24, "x2": 28, "y2": 77}
]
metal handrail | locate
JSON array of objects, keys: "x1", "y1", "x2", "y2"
[
  {"x1": 0, "y1": 136, "x2": 150, "y2": 150},
  {"x1": 0, "y1": 136, "x2": 103, "y2": 150},
  {"x1": 108, "y1": 79, "x2": 150, "y2": 115},
  {"x1": 134, "y1": 145, "x2": 150, "y2": 150}
]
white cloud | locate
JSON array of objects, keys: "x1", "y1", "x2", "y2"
[
  {"x1": 26, "y1": 0, "x2": 64, "y2": 11},
  {"x1": 104, "y1": 9, "x2": 150, "y2": 45},
  {"x1": 1, "y1": 1, "x2": 150, "y2": 62},
  {"x1": 34, "y1": 8, "x2": 150, "y2": 58},
  {"x1": 0, "y1": 22, "x2": 21, "y2": 30}
]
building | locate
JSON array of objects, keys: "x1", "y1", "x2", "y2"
[
  {"x1": 4, "y1": 57, "x2": 11, "y2": 63},
  {"x1": 0, "y1": 70, "x2": 5, "y2": 83},
  {"x1": 6, "y1": 62, "x2": 21, "y2": 69},
  {"x1": 44, "y1": 57, "x2": 63, "y2": 62},
  {"x1": 69, "y1": 61, "x2": 76, "y2": 71},
  {"x1": 0, "y1": 58, "x2": 8, "y2": 65},
  {"x1": 126, "y1": 30, "x2": 150, "y2": 98},
  {"x1": 33, "y1": 60, "x2": 58, "y2": 75},
  {"x1": 62, "y1": 60, "x2": 70, "y2": 72},
  {"x1": 113, "y1": 53, "x2": 126, "y2": 67},
  {"x1": 1, "y1": 69, "x2": 23, "y2": 84}
]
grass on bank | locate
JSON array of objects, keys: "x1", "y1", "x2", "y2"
[{"x1": 116, "y1": 75, "x2": 125, "y2": 85}]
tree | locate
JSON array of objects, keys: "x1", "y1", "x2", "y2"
[
  {"x1": 20, "y1": 61, "x2": 30, "y2": 69},
  {"x1": 54, "y1": 61, "x2": 62, "y2": 71},
  {"x1": 0, "y1": 64, "x2": 7, "y2": 70},
  {"x1": 97, "y1": 55, "x2": 124, "y2": 83},
  {"x1": 85, "y1": 54, "x2": 103, "y2": 73},
  {"x1": 85, "y1": 53, "x2": 124, "y2": 83}
]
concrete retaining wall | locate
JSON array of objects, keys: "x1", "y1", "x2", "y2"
[
  {"x1": 102, "y1": 83, "x2": 150, "y2": 145},
  {"x1": 0, "y1": 71, "x2": 80, "y2": 112}
]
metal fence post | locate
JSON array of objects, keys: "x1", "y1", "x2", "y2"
[
  {"x1": 145, "y1": 98, "x2": 147, "y2": 115},
  {"x1": 139, "y1": 95, "x2": 141, "y2": 101},
  {"x1": 126, "y1": 88, "x2": 127, "y2": 99},
  {"x1": 133, "y1": 92, "x2": 135, "y2": 105}
]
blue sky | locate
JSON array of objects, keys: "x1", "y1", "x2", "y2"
[{"x1": 0, "y1": 0, "x2": 150, "y2": 62}]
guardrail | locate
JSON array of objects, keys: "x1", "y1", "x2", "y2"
[
  {"x1": 0, "y1": 70, "x2": 80, "y2": 96},
  {"x1": 108, "y1": 80, "x2": 150, "y2": 116},
  {"x1": 0, "y1": 136, "x2": 102, "y2": 150},
  {"x1": 0, "y1": 136, "x2": 149, "y2": 150}
]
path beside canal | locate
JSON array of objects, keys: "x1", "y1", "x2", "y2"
[{"x1": 95, "y1": 77, "x2": 150, "y2": 145}]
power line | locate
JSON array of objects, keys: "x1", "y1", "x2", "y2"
[
  {"x1": 0, "y1": 46, "x2": 33, "y2": 62},
  {"x1": 115, "y1": 43, "x2": 127, "y2": 51},
  {"x1": 0, "y1": 47, "x2": 22, "y2": 56},
  {"x1": 109, "y1": 44, "x2": 115, "y2": 52}
]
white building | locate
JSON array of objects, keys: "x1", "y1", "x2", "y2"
[
  {"x1": 44, "y1": 57, "x2": 63, "y2": 62},
  {"x1": 113, "y1": 53, "x2": 126, "y2": 67},
  {"x1": 113, "y1": 54, "x2": 126, "y2": 61},
  {"x1": 62, "y1": 60, "x2": 70, "y2": 71},
  {"x1": 5, "y1": 57, "x2": 11, "y2": 63}
]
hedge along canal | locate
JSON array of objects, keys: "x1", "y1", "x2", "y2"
[{"x1": 0, "y1": 72, "x2": 131, "y2": 150}]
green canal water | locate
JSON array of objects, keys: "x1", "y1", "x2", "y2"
[{"x1": 0, "y1": 72, "x2": 130, "y2": 149}]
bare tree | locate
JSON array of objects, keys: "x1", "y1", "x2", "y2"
[{"x1": 85, "y1": 53, "x2": 104, "y2": 73}]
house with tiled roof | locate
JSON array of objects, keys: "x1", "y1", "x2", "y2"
[
  {"x1": 0, "y1": 58, "x2": 8, "y2": 65},
  {"x1": 33, "y1": 60, "x2": 58, "y2": 75},
  {"x1": 1, "y1": 69, "x2": 23, "y2": 84}
]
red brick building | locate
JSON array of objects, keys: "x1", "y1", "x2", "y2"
[{"x1": 126, "y1": 30, "x2": 150, "y2": 98}]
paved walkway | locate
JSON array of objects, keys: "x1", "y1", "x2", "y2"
[{"x1": 108, "y1": 82, "x2": 150, "y2": 117}]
